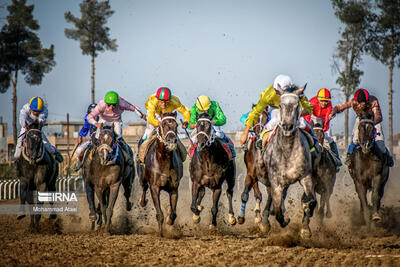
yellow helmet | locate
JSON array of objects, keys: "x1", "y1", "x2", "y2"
[{"x1": 196, "y1": 95, "x2": 211, "y2": 111}]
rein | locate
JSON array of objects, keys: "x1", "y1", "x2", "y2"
[{"x1": 22, "y1": 129, "x2": 45, "y2": 164}]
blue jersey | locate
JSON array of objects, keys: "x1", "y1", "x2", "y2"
[{"x1": 79, "y1": 114, "x2": 96, "y2": 137}]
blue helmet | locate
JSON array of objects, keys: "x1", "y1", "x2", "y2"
[{"x1": 87, "y1": 103, "x2": 97, "y2": 114}]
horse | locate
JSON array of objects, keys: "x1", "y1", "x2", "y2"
[
  {"x1": 312, "y1": 123, "x2": 337, "y2": 224},
  {"x1": 189, "y1": 112, "x2": 237, "y2": 228},
  {"x1": 15, "y1": 121, "x2": 58, "y2": 233},
  {"x1": 349, "y1": 114, "x2": 390, "y2": 227},
  {"x1": 260, "y1": 84, "x2": 317, "y2": 238},
  {"x1": 83, "y1": 126, "x2": 134, "y2": 233},
  {"x1": 138, "y1": 112, "x2": 183, "y2": 237},
  {"x1": 238, "y1": 109, "x2": 269, "y2": 225}
]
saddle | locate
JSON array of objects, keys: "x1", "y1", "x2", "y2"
[{"x1": 189, "y1": 138, "x2": 233, "y2": 161}]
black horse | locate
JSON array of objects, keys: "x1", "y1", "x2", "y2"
[
  {"x1": 189, "y1": 113, "x2": 236, "y2": 228},
  {"x1": 15, "y1": 121, "x2": 59, "y2": 233},
  {"x1": 83, "y1": 126, "x2": 134, "y2": 233}
]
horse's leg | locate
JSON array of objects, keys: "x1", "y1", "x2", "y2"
[
  {"x1": 166, "y1": 189, "x2": 178, "y2": 225},
  {"x1": 139, "y1": 173, "x2": 148, "y2": 208},
  {"x1": 259, "y1": 186, "x2": 273, "y2": 233},
  {"x1": 253, "y1": 182, "x2": 262, "y2": 224},
  {"x1": 317, "y1": 191, "x2": 326, "y2": 225},
  {"x1": 238, "y1": 173, "x2": 254, "y2": 224},
  {"x1": 191, "y1": 182, "x2": 202, "y2": 223},
  {"x1": 85, "y1": 180, "x2": 97, "y2": 229},
  {"x1": 300, "y1": 174, "x2": 317, "y2": 238},
  {"x1": 226, "y1": 165, "x2": 237, "y2": 226},
  {"x1": 105, "y1": 182, "x2": 121, "y2": 233},
  {"x1": 272, "y1": 185, "x2": 290, "y2": 229},
  {"x1": 95, "y1": 187, "x2": 106, "y2": 228},
  {"x1": 210, "y1": 188, "x2": 222, "y2": 228},
  {"x1": 371, "y1": 175, "x2": 386, "y2": 222},
  {"x1": 17, "y1": 180, "x2": 28, "y2": 220},
  {"x1": 354, "y1": 181, "x2": 369, "y2": 226},
  {"x1": 150, "y1": 185, "x2": 163, "y2": 237},
  {"x1": 122, "y1": 169, "x2": 133, "y2": 211},
  {"x1": 47, "y1": 177, "x2": 57, "y2": 219},
  {"x1": 34, "y1": 182, "x2": 47, "y2": 233}
]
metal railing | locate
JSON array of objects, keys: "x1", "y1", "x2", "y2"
[{"x1": 0, "y1": 176, "x2": 84, "y2": 200}]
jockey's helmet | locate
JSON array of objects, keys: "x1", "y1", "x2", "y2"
[
  {"x1": 317, "y1": 88, "x2": 331, "y2": 101},
  {"x1": 29, "y1": 97, "x2": 44, "y2": 112},
  {"x1": 354, "y1": 88, "x2": 369, "y2": 103},
  {"x1": 87, "y1": 103, "x2": 97, "y2": 114},
  {"x1": 273, "y1": 74, "x2": 294, "y2": 90},
  {"x1": 156, "y1": 87, "x2": 171, "y2": 101},
  {"x1": 196, "y1": 95, "x2": 211, "y2": 111},
  {"x1": 104, "y1": 91, "x2": 119, "y2": 105}
]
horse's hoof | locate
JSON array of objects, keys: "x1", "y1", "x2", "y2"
[
  {"x1": 140, "y1": 199, "x2": 147, "y2": 207},
  {"x1": 372, "y1": 212, "x2": 382, "y2": 222},
  {"x1": 16, "y1": 214, "x2": 26, "y2": 220},
  {"x1": 89, "y1": 212, "x2": 97, "y2": 222},
  {"x1": 193, "y1": 214, "x2": 200, "y2": 224},
  {"x1": 166, "y1": 216, "x2": 173, "y2": 225},
  {"x1": 237, "y1": 216, "x2": 245, "y2": 225},
  {"x1": 197, "y1": 205, "x2": 204, "y2": 212},
  {"x1": 259, "y1": 223, "x2": 270, "y2": 234},
  {"x1": 126, "y1": 202, "x2": 132, "y2": 211},
  {"x1": 228, "y1": 214, "x2": 237, "y2": 226},
  {"x1": 255, "y1": 213, "x2": 262, "y2": 224},
  {"x1": 209, "y1": 224, "x2": 216, "y2": 230},
  {"x1": 326, "y1": 211, "x2": 332, "y2": 218},
  {"x1": 300, "y1": 228, "x2": 312, "y2": 239}
]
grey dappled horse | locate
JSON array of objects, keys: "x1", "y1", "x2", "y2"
[
  {"x1": 260, "y1": 84, "x2": 317, "y2": 238},
  {"x1": 349, "y1": 115, "x2": 390, "y2": 227}
]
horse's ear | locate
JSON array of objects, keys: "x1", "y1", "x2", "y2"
[
  {"x1": 196, "y1": 112, "x2": 199, "y2": 120},
  {"x1": 275, "y1": 84, "x2": 284, "y2": 96},
  {"x1": 172, "y1": 111, "x2": 177, "y2": 118},
  {"x1": 294, "y1": 83, "x2": 307, "y2": 96}
]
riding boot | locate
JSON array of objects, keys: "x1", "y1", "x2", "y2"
[
  {"x1": 329, "y1": 142, "x2": 342, "y2": 167},
  {"x1": 385, "y1": 148, "x2": 394, "y2": 167},
  {"x1": 345, "y1": 142, "x2": 356, "y2": 167},
  {"x1": 119, "y1": 138, "x2": 134, "y2": 166},
  {"x1": 138, "y1": 137, "x2": 144, "y2": 149},
  {"x1": 54, "y1": 150, "x2": 64, "y2": 163}
]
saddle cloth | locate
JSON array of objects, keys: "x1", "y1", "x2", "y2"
[{"x1": 189, "y1": 138, "x2": 233, "y2": 161}]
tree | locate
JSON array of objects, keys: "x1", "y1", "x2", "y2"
[
  {"x1": 0, "y1": 0, "x2": 55, "y2": 148},
  {"x1": 331, "y1": 0, "x2": 374, "y2": 148},
  {"x1": 367, "y1": 0, "x2": 400, "y2": 154},
  {"x1": 64, "y1": 0, "x2": 117, "y2": 104}
]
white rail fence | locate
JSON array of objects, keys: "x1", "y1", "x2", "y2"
[{"x1": 0, "y1": 176, "x2": 84, "y2": 200}]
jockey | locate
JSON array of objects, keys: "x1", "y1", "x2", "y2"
[
  {"x1": 304, "y1": 88, "x2": 342, "y2": 167},
  {"x1": 239, "y1": 74, "x2": 317, "y2": 150},
  {"x1": 330, "y1": 88, "x2": 394, "y2": 167},
  {"x1": 87, "y1": 91, "x2": 146, "y2": 165},
  {"x1": 137, "y1": 87, "x2": 190, "y2": 162},
  {"x1": 189, "y1": 95, "x2": 236, "y2": 158},
  {"x1": 74, "y1": 103, "x2": 98, "y2": 171},
  {"x1": 14, "y1": 97, "x2": 63, "y2": 163}
]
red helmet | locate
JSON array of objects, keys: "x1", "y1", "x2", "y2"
[
  {"x1": 156, "y1": 87, "x2": 171, "y2": 101},
  {"x1": 317, "y1": 88, "x2": 331, "y2": 101},
  {"x1": 354, "y1": 88, "x2": 369, "y2": 103}
]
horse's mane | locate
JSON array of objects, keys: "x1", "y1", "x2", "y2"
[{"x1": 27, "y1": 120, "x2": 41, "y2": 131}]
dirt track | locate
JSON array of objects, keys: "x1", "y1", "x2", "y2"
[{"x1": 1, "y1": 153, "x2": 400, "y2": 266}]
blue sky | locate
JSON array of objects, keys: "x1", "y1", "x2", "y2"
[{"x1": 0, "y1": 0, "x2": 399, "y2": 136}]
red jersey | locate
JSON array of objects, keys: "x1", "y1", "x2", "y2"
[{"x1": 304, "y1": 96, "x2": 332, "y2": 131}]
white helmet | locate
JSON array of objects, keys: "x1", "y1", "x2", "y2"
[{"x1": 273, "y1": 74, "x2": 293, "y2": 90}]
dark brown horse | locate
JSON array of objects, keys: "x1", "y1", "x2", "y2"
[
  {"x1": 349, "y1": 115, "x2": 390, "y2": 227},
  {"x1": 138, "y1": 112, "x2": 183, "y2": 237},
  {"x1": 15, "y1": 121, "x2": 58, "y2": 232},
  {"x1": 238, "y1": 109, "x2": 269, "y2": 225},
  {"x1": 190, "y1": 113, "x2": 236, "y2": 228},
  {"x1": 83, "y1": 127, "x2": 134, "y2": 233},
  {"x1": 312, "y1": 123, "x2": 336, "y2": 224}
]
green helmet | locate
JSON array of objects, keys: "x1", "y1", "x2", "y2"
[{"x1": 104, "y1": 91, "x2": 119, "y2": 104}]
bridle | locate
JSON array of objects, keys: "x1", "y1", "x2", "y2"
[
  {"x1": 157, "y1": 116, "x2": 178, "y2": 145},
  {"x1": 278, "y1": 93, "x2": 300, "y2": 136},
  {"x1": 22, "y1": 128, "x2": 45, "y2": 164},
  {"x1": 192, "y1": 118, "x2": 215, "y2": 147},
  {"x1": 97, "y1": 129, "x2": 117, "y2": 165}
]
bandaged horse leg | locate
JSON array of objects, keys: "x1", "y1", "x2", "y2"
[
  {"x1": 300, "y1": 174, "x2": 317, "y2": 238},
  {"x1": 238, "y1": 174, "x2": 254, "y2": 224}
]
